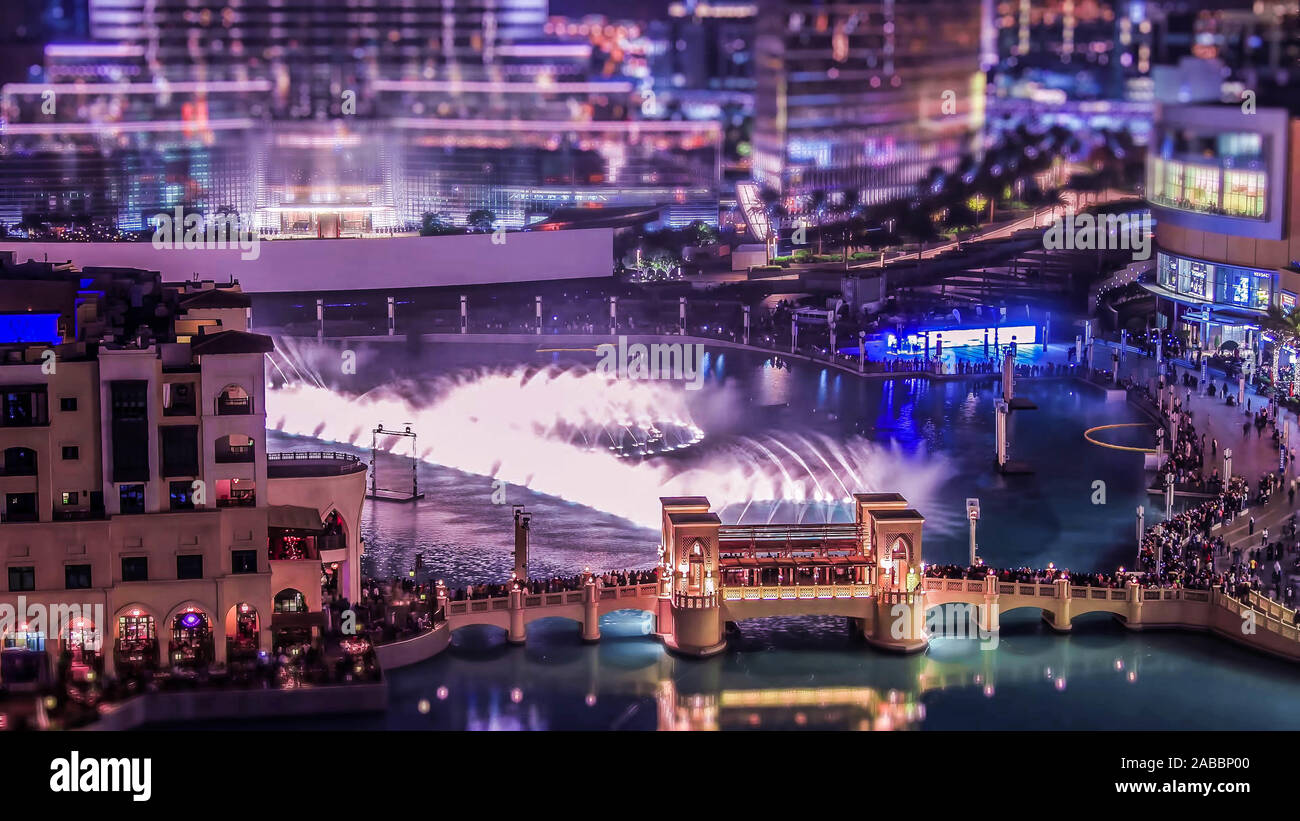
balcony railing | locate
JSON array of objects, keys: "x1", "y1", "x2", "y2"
[
  {"x1": 215, "y1": 396, "x2": 253, "y2": 416},
  {"x1": 672, "y1": 591, "x2": 717, "y2": 609},
  {"x1": 215, "y1": 443, "x2": 256, "y2": 464},
  {"x1": 52, "y1": 508, "x2": 107, "y2": 522},
  {"x1": 266, "y1": 451, "x2": 366, "y2": 478},
  {"x1": 318, "y1": 533, "x2": 347, "y2": 552},
  {"x1": 217, "y1": 494, "x2": 257, "y2": 508}
]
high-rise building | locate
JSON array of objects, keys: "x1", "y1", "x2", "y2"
[
  {"x1": 0, "y1": 0, "x2": 722, "y2": 234},
  {"x1": 83, "y1": 0, "x2": 549, "y2": 117},
  {"x1": 751, "y1": 0, "x2": 984, "y2": 211}
]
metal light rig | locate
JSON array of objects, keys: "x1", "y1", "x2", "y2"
[{"x1": 366, "y1": 422, "x2": 425, "y2": 502}]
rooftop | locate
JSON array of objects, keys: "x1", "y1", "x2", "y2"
[{"x1": 191, "y1": 329, "x2": 275, "y2": 356}]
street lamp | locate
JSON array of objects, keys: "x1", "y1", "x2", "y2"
[{"x1": 966, "y1": 498, "x2": 981, "y2": 566}]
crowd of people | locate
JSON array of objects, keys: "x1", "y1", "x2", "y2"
[
  {"x1": 925, "y1": 563, "x2": 1140, "y2": 590},
  {"x1": 446, "y1": 568, "x2": 658, "y2": 601},
  {"x1": 1136, "y1": 477, "x2": 1248, "y2": 589}
]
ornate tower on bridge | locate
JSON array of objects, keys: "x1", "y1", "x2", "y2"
[
  {"x1": 857, "y1": 496, "x2": 927, "y2": 652},
  {"x1": 657, "y1": 493, "x2": 929, "y2": 657},
  {"x1": 658, "y1": 497, "x2": 726, "y2": 656}
]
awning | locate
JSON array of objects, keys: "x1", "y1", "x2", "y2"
[
  {"x1": 270, "y1": 611, "x2": 325, "y2": 629},
  {"x1": 268, "y1": 505, "x2": 325, "y2": 533}
]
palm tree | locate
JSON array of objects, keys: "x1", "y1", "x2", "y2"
[
  {"x1": 759, "y1": 186, "x2": 788, "y2": 257},
  {"x1": 1261, "y1": 305, "x2": 1300, "y2": 394},
  {"x1": 807, "y1": 190, "x2": 828, "y2": 255}
]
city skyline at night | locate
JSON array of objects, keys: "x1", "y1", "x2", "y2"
[{"x1": 0, "y1": 2, "x2": 1298, "y2": 796}]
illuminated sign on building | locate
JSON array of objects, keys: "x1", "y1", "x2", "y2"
[
  {"x1": 735, "y1": 181, "x2": 771, "y2": 243},
  {"x1": 888, "y1": 324, "x2": 1038, "y2": 351},
  {"x1": 0, "y1": 313, "x2": 61, "y2": 344},
  {"x1": 1155, "y1": 251, "x2": 1273, "y2": 312}
]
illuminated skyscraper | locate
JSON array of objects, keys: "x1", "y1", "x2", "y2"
[
  {"x1": 85, "y1": 0, "x2": 549, "y2": 117},
  {"x1": 752, "y1": 0, "x2": 984, "y2": 211},
  {"x1": 1, "y1": 0, "x2": 722, "y2": 233}
]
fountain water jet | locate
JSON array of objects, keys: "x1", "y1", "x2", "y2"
[{"x1": 265, "y1": 366, "x2": 957, "y2": 532}]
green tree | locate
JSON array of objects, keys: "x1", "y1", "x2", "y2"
[
  {"x1": 466, "y1": 209, "x2": 496, "y2": 232},
  {"x1": 420, "y1": 213, "x2": 461, "y2": 236}
]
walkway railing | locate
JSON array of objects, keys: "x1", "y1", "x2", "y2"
[
  {"x1": 599, "y1": 583, "x2": 659, "y2": 601},
  {"x1": 721, "y1": 584, "x2": 872, "y2": 601},
  {"x1": 922, "y1": 577, "x2": 1214, "y2": 603},
  {"x1": 1221, "y1": 591, "x2": 1300, "y2": 643},
  {"x1": 444, "y1": 582, "x2": 657, "y2": 618}
]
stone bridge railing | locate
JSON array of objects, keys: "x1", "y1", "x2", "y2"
[
  {"x1": 443, "y1": 583, "x2": 659, "y2": 619},
  {"x1": 721, "y1": 584, "x2": 873, "y2": 602},
  {"x1": 922, "y1": 576, "x2": 1214, "y2": 605}
]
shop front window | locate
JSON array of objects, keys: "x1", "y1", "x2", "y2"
[
  {"x1": 116, "y1": 612, "x2": 158, "y2": 671},
  {"x1": 170, "y1": 610, "x2": 212, "y2": 667}
]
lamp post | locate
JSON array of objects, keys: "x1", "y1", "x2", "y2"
[
  {"x1": 1136, "y1": 506, "x2": 1145, "y2": 570},
  {"x1": 1164, "y1": 471, "x2": 1175, "y2": 520},
  {"x1": 966, "y1": 498, "x2": 981, "y2": 566}
]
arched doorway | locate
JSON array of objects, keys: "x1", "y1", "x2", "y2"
[
  {"x1": 215, "y1": 383, "x2": 252, "y2": 415},
  {"x1": 274, "y1": 588, "x2": 308, "y2": 614},
  {"x1": 687, "y1": 540, "x2": 706, "y2": 593},
  {"x1": 61, "y1": 615, "x2": 102, "y2": 681},
  {"x1": 883, "y1": 537, "x2": 912, "y2": 592},
  {"x1": 225, "y1": 603, "x2": 260, "y2": 664},
  {"x1": 169, "y1": 607, "x2": 213, "y2": 669},
  {"x1": 116, "y1": 607, "x2": 158, "y2": 675},
  {"x1": 319, "y1": 509, "x2": 348, "y2": 605},
  {"x1": 272, "y1": 589, "x2": 314, "y2": 660}
]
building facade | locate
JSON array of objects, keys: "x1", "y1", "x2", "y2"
[
  {"x1": 752, "y1": 0, "x2": 984, "y2": 211},
  {"x1": 0, "y1": 253, "x2": 365, "y2": 684},
  {"x1": 1144, "y1": 102, "x2": 1300, "y2": 365}
]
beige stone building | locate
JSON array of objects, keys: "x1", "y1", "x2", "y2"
[{"x1": 0, "y1": 252, "x2": 365, "y2": 683}]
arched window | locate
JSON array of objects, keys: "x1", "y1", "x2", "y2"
[
  {"x1": 2, "y1": 447, "x2": 36, "y2": 476},
  {"x1": 216, "y1": 384, "x2": 252, "y2": 415},
  {"x1": 215, "y1": 433, "x2": 255, "y2": 463},
  {"x1": 274, "y1": 589, "x2": 308, "y2": 614}
]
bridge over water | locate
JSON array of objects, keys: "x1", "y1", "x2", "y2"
[{"x1": 413, "y1": 491, "x2": 1300, "y2": 665}]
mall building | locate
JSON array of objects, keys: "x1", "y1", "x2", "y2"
[
  {"x1": 1143, "y1": 100, "x2": 1300, "y2": 372},
  {"x1": 0, "y1": 252, "x2": 366, "y2": 684}
]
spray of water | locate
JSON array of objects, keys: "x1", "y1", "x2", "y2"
[{"x1": 265, "y1": 366, "x2": 955, "y2": 532}]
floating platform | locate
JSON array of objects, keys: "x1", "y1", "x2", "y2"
[
  {"x1": 366, "y1": 488, "x2": 426, "y2": 503},
  {"x1": 997, "y1": 460, "x2": 1035, "y2": 475}
]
